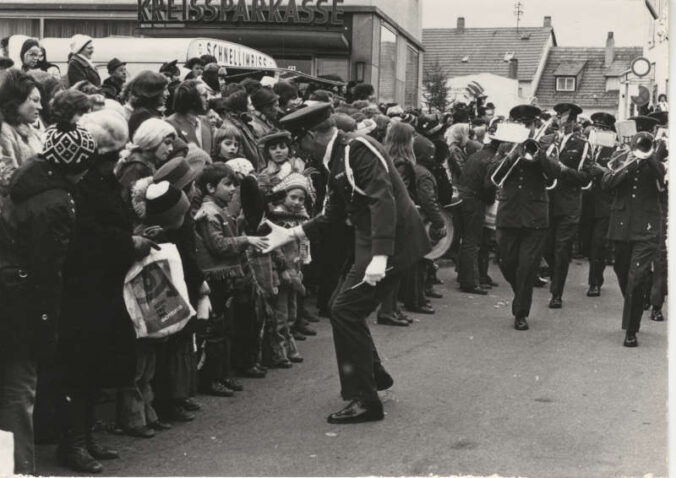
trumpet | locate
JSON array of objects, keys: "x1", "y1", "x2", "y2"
[
  {"x1": 490, "y1": 117, "x2": 556, "y2": 188},
  {"x1": 607, "y1": 132, "x2": 656, "y2": 173}
]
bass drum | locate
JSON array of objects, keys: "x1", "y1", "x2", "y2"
[{"x1": 424, "y1": 209, "x2": 454, "y2": 260}]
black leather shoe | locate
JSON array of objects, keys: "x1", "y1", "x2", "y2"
[
  {"x1": 166, "y1": 406, "x2": 195, "y2": 422},
  {"x1": 377, "y1": 315, "x2": 409, "y2": 326},
  {"x1": 480, "y1": 277, "x2": 499, "y2": 287},
  {"x1": 295, "y1": 323, "x2": 317, "y2": 336},
  {"x1": 87, "y1": 441, "x2": 119, "y2": 460},
  {"x1": 179, "y1": 398, "x2": 201, "y2": 411},
  {"x1": 586, "y1": 285, "x2": 601, "y2": 297},
  {"x1": 302, "y1": 308, "x2": 320, "y2": 323},
  {"x1": 221, "y1": 378, "x2": 243, "y2": 391},
  {"x1": 288, "y1": 354, "x2": 304, "y2": 363},
  {"x1": 624, "y1": 331, "x2": 638, "y2": 347},
  {"x1": 326, "y1": 400, "x2": 384, "y2": 424},
  {"x1": 123, "y1": 426, "x2": 155, "y2": 438},
  {"x1": 147, "y1": 420, "x2": 172, "y2": 431},
  {"x1": 406, "y1": 304, "x2": 435, "y2": 315},
  {"x1": 57, "y1": 446, "x2": 104, "y2": 473},
  {"x1": 425, "y1": 289, "x2": 443, "y2": 298},
  {"x1": 651, "y1": 308, "x2": 665, "y2": 322},
  {"x1": 292, "y1": 330, "x2": 307, "y2": 341},
  {"x1": 395, "y1": 310, "x2": 413, "y2": 324},
  {"x1": 200, "y1": 381, "x2": 234, "y2": 396},
  {"x1": 270, "y1": 360, "x2": 293, "y2": 369},
  {"x1": 239, "y1": 366, "x2": 266, "y2": 378},
  {"x1": 548, "y1": 297, "x2": 562, "y2": 309},
  {"x1": 514, "y1": 317, "x2": 529, "y2": 331},
  {"x1": 533, "y1": 275, "x2": 548, "y2": 288},
  {"x1": 374, "y1": 367, "x2": 394, "y2": 391},
  {"x1": 459, "y1": 286, "x2": 488, "y2": 295}
]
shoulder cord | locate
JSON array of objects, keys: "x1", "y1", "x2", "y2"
[{"x1": 343, "y1": 137, "x2": 389, "y2": 197}]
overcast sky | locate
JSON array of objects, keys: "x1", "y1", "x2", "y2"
[{"x1": 422, "y1": 0, "x2": 648, "y2": 47}]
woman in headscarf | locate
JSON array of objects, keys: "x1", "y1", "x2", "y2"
[
  {"x1": 67, "y1": 34, "x2": 101, "y2": 87},
  {"x1": 115, "y1": 117, "x2": 176, "y2": 208}
]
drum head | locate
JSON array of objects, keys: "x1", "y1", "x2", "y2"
[{"x1": 424, "y1": 209, "x2": 454, "y2": 260}]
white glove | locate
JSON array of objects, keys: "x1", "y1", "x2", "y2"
[
  {"x1": 261, "y1": 220, "x2": 304, "y2": 254},
  {"x1": 363, "y1": 255, "x2": 388, "y2": 286}
]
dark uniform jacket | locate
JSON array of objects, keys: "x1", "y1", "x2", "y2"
[
  {"x1": 0, "y1": 160, "x2": 76, "y2": 359},
  {"x1": 302, "y1": 132, "x2": 430, "y2": 273},
  {"x1": 602, "y1": 152, "x2": 665, "y2": 242},
  {"x1": 588, "y1": 145, "x2": 615, "y2": 218},
  {"x1": 67, "y1": 54, "x2": 101, "y2": 87},
  {"x1": 458, "y1": 142, "x2": 499, "y2": 204},
  {"x1": 413, "y1": 162, "x2": 444, "y2": 230},
  {"x1": 490, "y1": 148, "x2": 562, "y2": 229},
  {"x1": 548, "y1": 134, "x2": 592, "y2": 222}
]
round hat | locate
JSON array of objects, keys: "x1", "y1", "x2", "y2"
[
  {"x1": 107, "y1": 58, "x2": 126, "y2": 75},
  {"x1": 41, "y1": 124, "x2": 97, "y2": 174},
  {"x1": 413, "y1": 134, "x2": 435, "y2": 162},
  {"x1": 509, "y1": 104, "x2": 542, "y2": 124},
  {"x1": 258, "y1": 130, "x2": 292, "y2": 147},
  {"x1": 160, "y1": 59, "x2": 180, "y2": 76},
  {"x1": 185, "y1": 57, "x2": 204, "y2": 70},
  {"x1": 332, "y1": 113, "x2": 357, "y2": 133},
  {"x1": 80, "y1": 109, "x2": 129, "y2": 155},
  {"x1": 279, "y1": 103, "x2": 333, "y2": 139},
  {"x1": 590, "y1": 112, "x2": 616, "y2": 130},
  {"x1": 648, "y1": 111, "x2": 668, "y2": 126},
  {"x1": 70, "y1": 34, "x2": 93, "y2": 55},
  {"x1": 554, "y1": 102, "x2": 583, "y2": 120},
  {"x1": 251, "y1": 87, "x2": 279, "y2": 110},
  {"x1": 145, "y1": 181, "x2": 190, "y2": 228},
  {"x1": 224, "y1": 157, "x2": 254, "y2": 176},
  {"x1": 153, "y1": 157, "x2": 199, "y2": 191},
  {"x1": 629, "y1": 115, "x2": 660, "y2": 132}
]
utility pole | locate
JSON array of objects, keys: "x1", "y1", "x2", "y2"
[{"x1": 514, "y1": 0, "x2": 524, "y2": 33}]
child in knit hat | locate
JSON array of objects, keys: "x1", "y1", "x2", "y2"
[
  {"x1": 257, "y1": 130, "x2": 307, "y2": 195},
  {"x1": 265, "y1": 172, "x2": 313, "y2": 367},
  {"x1": 194, "y1": 164, "x2": 268, "y2": 387}
]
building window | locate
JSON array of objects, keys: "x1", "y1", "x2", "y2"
[
  {"x1": 44, "y1": 19, "x2": 136, "y2": 38},
  {"x1": 404, "y1": 46, "x2": 419, "y2": 107},
  {"x1": 0, "y1": 19, "x2": 39, "y2": 38},
  {"x1": 378, "y1": 23, "x2": 397, "y2": 104},
  {"x1": 556, "y1": 77, "x2": 576, "y2": 91}
]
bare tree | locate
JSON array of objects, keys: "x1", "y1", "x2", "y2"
[{"x1": 423, "y1": 58, "x2": 450, "y2": 113}]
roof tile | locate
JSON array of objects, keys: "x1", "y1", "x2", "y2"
[{"x1": 422, "y1": 27, "x2": 554, "y2": 81}]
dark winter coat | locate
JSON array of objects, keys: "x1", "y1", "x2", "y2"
[
  {"x1": 413, "y1": 162, "x2": 444, "y2": 230},
  {"x1": 58, "y1": 165, "x2": 137, "y2": 389},
  {"x1": 67, "y1": 54, "x2": 101, "y2": 87},
  {"x1": 0, "y1": 160, "x2": 77, "y2": 359},
  {"x1": 101, "y1": 75, "x2": 124, "y2": 102}
]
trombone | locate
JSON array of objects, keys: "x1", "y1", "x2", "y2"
[
  {"x1": 490, "y1": 117, "x2": 556, "y2": 188},
  {"x1": 607, "y1": 132, "x2": 656, "y2": 173}
]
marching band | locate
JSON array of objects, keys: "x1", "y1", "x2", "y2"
[{"x1": 480, "y1": 102, "x2": 668, "y2": 345}]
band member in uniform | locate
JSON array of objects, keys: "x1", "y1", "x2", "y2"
[
  {"x1": 489, "y1": 105, "x2": 562, "y2": 331},
  {"x1": 543, "y1": 103, "x2": 592, "y2": 309},
  {"x1": 601, "y1": 118, "x2": 666, "y2": 347},
  {"x1": 456, "y1": 125, "x2": 502, "y2": 295},
  {"x1": 585, "y1": 112, "x2": 617, "y2": 297},
  {"x1": 647, "y1": 111, "x2": 668, "y2": 322},
  {"x1": 263, "y1": 103, "x2": 430, "y2": 423}
]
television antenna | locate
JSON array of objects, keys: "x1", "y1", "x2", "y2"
[{"x1": 514, "y1": 1, "x2": 524, "y2": 33}]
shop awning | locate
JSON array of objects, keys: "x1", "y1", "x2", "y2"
[{"x1": 220, "y1": 30, "x2": 350, "y2": 52}]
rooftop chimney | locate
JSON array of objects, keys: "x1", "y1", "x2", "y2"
[
  {"x1": 543, "y1": 16, "x2": 552, "y2": 27},
  {"x1": 605, "y1": 31, "x2": 615, "y2": 67},
  {"x1": 508, "y1": 58, "x2": 519, "y2": 80},
  {"x1": 457, "y1": 17, "x2": 465, "y2": 32}
]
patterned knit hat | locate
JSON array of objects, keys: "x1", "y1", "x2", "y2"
[
  {"x1": 273, "y1": 172, "x2": 310, "y2": 195},
  {"x1": 224, "y1": 157, "x2": 254, "y2": 177},
  {"x1": 41, "y1": 123, "x2": 96, "y2": 174}
]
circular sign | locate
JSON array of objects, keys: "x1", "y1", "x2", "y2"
[{"x1": 631, "y1": 57, "x2": 651, "y2": 77}]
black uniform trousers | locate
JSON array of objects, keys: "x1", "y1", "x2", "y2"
[
  {"x1": 329, "y1": 265, "x2": 402, "y2": 402},
  {"x1": 458, "y1": 197, "x2": 485, "y2": 289},
  {"x1": 543, "y1": 216, "x2": 577, "y2": 298},
  {"x1": 496, "y1": 227, "x2": 547, "y2": 318},
  {"x1": 588, "y1": 216, "x2": 610, "y2": 288},
  {"x1": 650, "y1": 228, "x2": 667, "y2": 309},
  {"x1": 612, "y1": 239, "x2": 658, "y2": 332}
]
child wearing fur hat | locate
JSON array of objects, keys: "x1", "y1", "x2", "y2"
[
  {"x1": 257, "y1": 130, "x2": 309, "y2": 195},
  {"x1": 264, "y1": 173, "x2": 313, "y2": 367},
  {"x1": 194, "y1": 164, "x2": 268, "y2": 392}
]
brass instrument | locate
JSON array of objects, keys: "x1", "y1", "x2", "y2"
[
  {"x1": 581, "y1": 128, "x2": 618, "y2": 190},
  {"x1": 490, "y1": 117, "x2": 556, "y2": 188},
  {"x1": 606, "y1": 132, "x2": 656, "y2": 173}
]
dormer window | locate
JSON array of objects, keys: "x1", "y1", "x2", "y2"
[
  {"x1": 556, "y1": 76, "x2": 576, "y2": 91},
  {"x1": 461, "y1": 56, "x2": 470, "y2": 63}
]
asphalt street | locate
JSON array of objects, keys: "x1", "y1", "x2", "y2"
[{"x1": 35, "y1": 259, "x2": 668, "y2": 477}]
